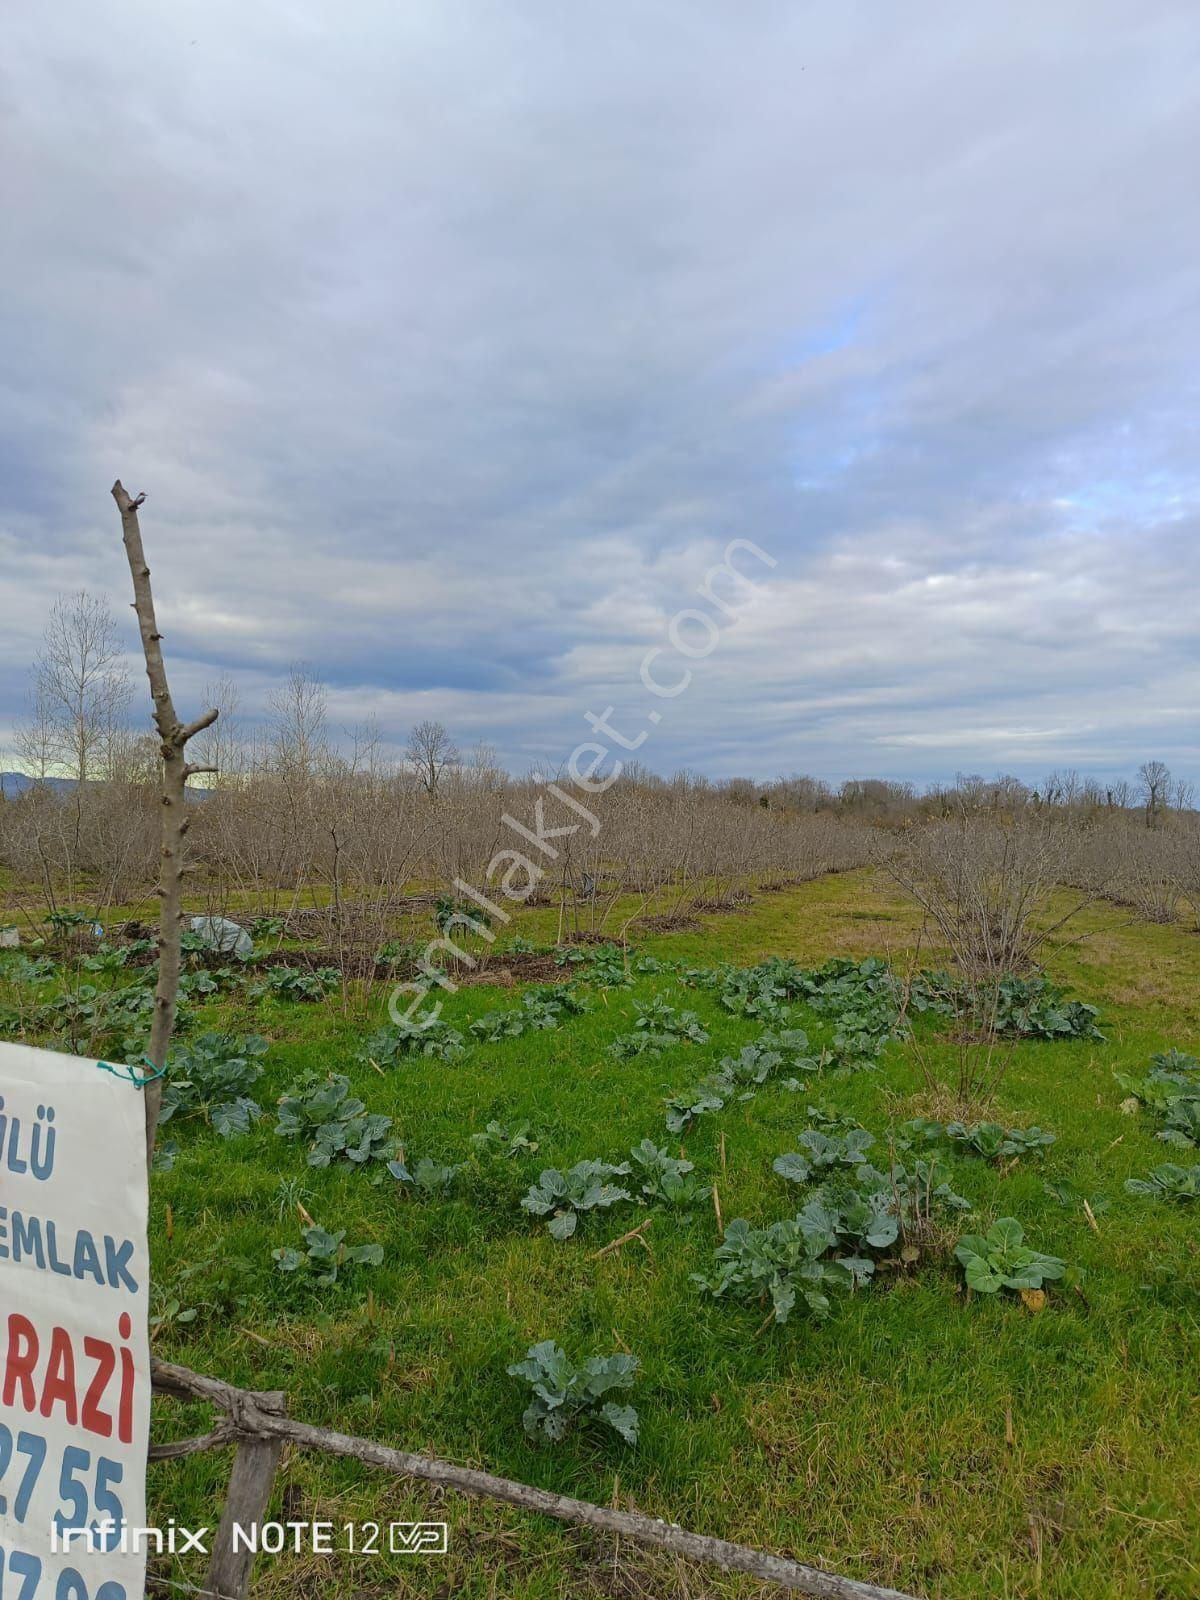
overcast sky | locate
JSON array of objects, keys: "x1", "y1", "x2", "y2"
[{"x1": 2, "y1": 1, "x2": 1197, "y2": 786}]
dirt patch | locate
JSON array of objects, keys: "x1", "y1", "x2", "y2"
[
  {"x1": 458, "y1": 952, "x2": 576, "y2": 986},
  {"x1": 636, "y1": 911, "x2": 702, "y2": 933},
  {"x1": 251, "y1": 947, "x2": 379, "y2": 976},
  {"x1": 690, "y1": 891, "x2": 754, "y2": 914},
  {"x1": 278, "y1": 908, "x2": 330, "y2": 939}
]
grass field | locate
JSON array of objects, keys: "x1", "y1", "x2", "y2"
[{"x1": 6, "y1": 868, "x2": 1200, "y2": 1599}]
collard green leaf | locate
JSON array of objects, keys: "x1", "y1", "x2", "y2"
[{"x1": 548, "y1": 1210, "x2": 578, "y2": 1240}]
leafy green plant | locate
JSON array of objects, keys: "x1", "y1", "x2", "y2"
[
  {"x1": 276, "y1": 1072, "x2": 394, "y2": 1167},
  {"x1": 700, "y1": 1152, "x2": 972, "y2": 1324},
  {"x1": 865, "y1": 1155, "x2": 971, "y2": 1222},
  {"x1": 793, "y1": 957, "x2": 916, "y2": 1068},
  {"x1": 610, "y1": 997, "x2": 709, "y2": 1058},
  {"x1": 809, "y1": 1148, "x2": 970, "y2": 1232},
  {"x1": 250, "y1": 965, "x2": 339, "y2": 1001},
  {"x1": 506, "y1": 1340, "x2": 639, "y2": 1444},
  {"x1": 664, "y1": 1077, "x2": 732, "y2": 1134},
  {"x1": 583, "y1": 944, "x2": 633, "y2": 986},
  {"x1": 1114, "y1": 1050, "x2": 1200, "y2": 1151},
  {"x1": 177, "y1": 968, "x2": 222, "y2": 1000},
  {"x1": 627, "y1": 1139, "x2": 707, "y2": 1204},
  {"x1": 914, "y1": 971, "x2": 1104, "y2": 1041},
  {"x1": 273, "y1": 1225, "x2": 383, "y2": 1286},
  {"x1": 520, "y1": 997, "x2": 561, "y2": 1032},
  {"x1": 363, "y1": 1017, "x2": 469, "y2": 1065},
  {"x1": 387, "y1": 1154, "x2": 461, "y2": 1194},
  {"x1": 1042, "y1": 1178, "x2": 1109, "y2": 1214},
  {"x1": 664, "y1": 1029, "x2": 817, "y2": 1133},
  {"x1": 795, "y1": 955, "x2": 895, "y2": 1004},
  {"x1": 804, "y1": 1102, "x2": 866, "y2": 1135},
  {"x1": 899, "y1": 1118, "x2": 1056, "y2": 1162},
  {"x1": 149, "y1": 1291, "x2": 200, "y2": 1337},
  {"x1": 521, "y1": 1159, "x2": 633, "y2": 1239},
  {"x1": 633, "y1": 954, "x2": 670, "y2": 975},
  {"x1": 1124, "y1": 1163, "x2": 1200, "y2": 1201},
  {"x1": 773, "y1": 1126, "x2": 881, "y2": 1185},
  {"x1": 693, "y1": 1211, "x2": 857, "y2": 1324},
  {"x1": 79, "y1": 944, "x2": 138, "y2": 976},
  {"x1": 469, "y1": 1008, "x2": 528, "y2": 1042},
  {"x1": 0, "y1": 952, "x2": 58, "y2": 984},
  {"x1": 249, "y1": 916, "x2": 285, "y2": 940},
  {"x1": 897, "y1": 1115, "x2": 946, "y2": 1146},
  {"x1": 716, "y1": 963, "x2": 794, "y2": 1022},
  {"x1": 1159, "y1": 1097, "x2": 1200, "y2": 1149},
  {"x1": 529, "y1": 983, "x2": 589, "y2": 1018},
  {"x1": 160, "y1": 1032, "x2": 269, "y2": 1137},
  {"x1": 32, "y1": 976, "x2": 172, "y2": 1057},
  {"x1": 988, "y1": 974, "x2": 1104, "y2": 1041},
  {"x1": 374, "y1": 938, "x2": 424, "y2": 972},
  {"x1": 954, "y1": 1218, "x2": 1068, "y2": 1295},
  {"x1": 470, "y1": 1120, "x2": 539, "y2": 1157},
  {"x1": 726, "y1": 1031, "x2": 818, "y2": 1088},
  {"x1": 673, "y1": 962, "x2": 720, "y2": 989},
  {"x1": 551, "y1": 945, "x2": 588, "y2": 968},
  {"x1": 150, "y1": 1251, "x2": 254, "y2": 1335},
  {"x1": 434, "y1": 894, "x2": 492, "y2": 938}
]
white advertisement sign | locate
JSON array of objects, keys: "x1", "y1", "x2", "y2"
[{"x1": 0, "y1": 1041, "x2": 151, "y2": 1600}]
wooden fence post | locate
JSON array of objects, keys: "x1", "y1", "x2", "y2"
[{"x1": 203, "y1": 1392, "x2": 287, "y2": 1600}]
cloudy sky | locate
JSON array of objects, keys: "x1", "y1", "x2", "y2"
[{"x1": 2, "y1": 1, "x2": 1197, "y2": 786}]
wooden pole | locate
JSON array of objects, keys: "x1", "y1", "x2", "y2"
[
  {"x1": 203, "y1": 1395, "x2": 287, "y2": 1600},
  {"x1": 112, "y1": 481, "x2": 218, "y2": 1164}
]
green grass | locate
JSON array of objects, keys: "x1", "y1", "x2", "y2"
[{"x1": 7, "y1": 869, "x2": 1200, "y2": 1598}]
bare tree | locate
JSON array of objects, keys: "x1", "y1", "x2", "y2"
[
  {"x1": 464, "y1": 739, "x2": 503, "y2": 791},
  {"x1": 406, "y1": 718, "x2": 459, "y2": 797},
  {"x1": 194, "y1": 673, "x2": 245, "y2": 786},
  {"x1": 269, "y1": 665, "x2": 328, "y2": 780},
  {"x1": 21, "y1": 591, "x2": 131, "y2": 784},
  {"x1": 14, "y1": 679, "x2": 58, "y2": 783},
  {"x1": 1137, "y1": 760, "x2": 1171, "y2": 828}
]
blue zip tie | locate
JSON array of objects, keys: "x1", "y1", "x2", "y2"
[{"x1": 96, "y1": 1055, "x2": 166, "y2": 1089}]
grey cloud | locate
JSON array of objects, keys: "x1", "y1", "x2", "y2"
[{"x1": 1, "y1": 0, "x2": 1197, "y2": 785}]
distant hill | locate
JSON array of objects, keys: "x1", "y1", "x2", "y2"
[{"x1": 0, "y1": 771, "x2": 77, "y2": 797}]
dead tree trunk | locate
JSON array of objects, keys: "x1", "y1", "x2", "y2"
[{"x1": 112, "y1": 481, "x2": 217, "y2": 1164}]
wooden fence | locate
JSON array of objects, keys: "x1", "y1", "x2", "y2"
[{"x1": 149, "y1": 1361, "x2": 919, "y2": 1600}]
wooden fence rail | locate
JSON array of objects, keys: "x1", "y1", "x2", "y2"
[{"x1": 150, "y1": 1361, "x2": 919, "y2": 1600}]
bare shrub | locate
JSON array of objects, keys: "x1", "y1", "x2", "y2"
[
  {"x1": 885, "y1": 814, "x2": 1089, "y2": 985},
  {"x1": 1072, "y1": 816, "x2": 1187, "y2": 925}
]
